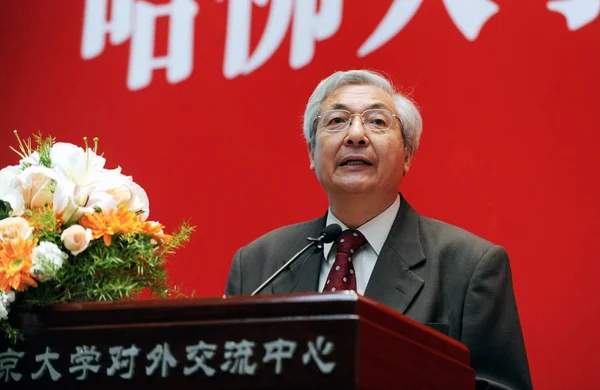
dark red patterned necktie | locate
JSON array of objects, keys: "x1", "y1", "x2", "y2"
[{"x1": 324, "y1": 229, "x2": 367, "y2": 292}]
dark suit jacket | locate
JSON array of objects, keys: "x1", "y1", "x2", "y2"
[{"x1": 226, "y1": 196, "x2": 532, "y2": 389}]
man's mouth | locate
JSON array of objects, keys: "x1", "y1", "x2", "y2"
[{"x1": 340, "y1": 159, "x2": 372, "y2": 167}]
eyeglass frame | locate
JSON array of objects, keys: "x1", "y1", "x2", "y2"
[{"x1": 313, "y1": 108, "x2": 403, "y2": 134}]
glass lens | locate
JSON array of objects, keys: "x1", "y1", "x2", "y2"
[
  {"x1": 320, "y1": 110, "x2": 351, "y2": 131},
  {"x1": 362, "y1": 109, "x2": 393, "y2": 131}
]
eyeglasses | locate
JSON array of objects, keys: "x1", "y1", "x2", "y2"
[{"x1": 315, "y1": 109, "x2": 400, "y2": 133}]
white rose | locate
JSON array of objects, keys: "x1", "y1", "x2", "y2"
[
  {"x1": 121, "y1": 180, "x2": 149, "y2": 221},
  {"x1": 31, "y1": 241, "x2": 69, "y2": 280},
  {"x1": 60, "y1": 225, "x2": 92, "y2": 256},
  {"x1": 0, "y1": 217, "x2": 33, "y2": 242},
  {"x1": 0, "y1": 166, "x2": 25, "y2": 216},
  {"x1": 0, "y1": 291, "x2": 16, "y2": 321},
  {"x1": 0, "y1": 303, "x2": 8, "y2": 321},
  {"x1": 16, "y1": 166, "x2": 58, "y2": 209},
  {"x1": 89, "y1": 170, "x2": 150, "y2": 221},
  {"x1": 0, "y1": 290, "x2": 15, "y2": 304}
]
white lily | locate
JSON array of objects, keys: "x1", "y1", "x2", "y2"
[
  {"x1": 19, "y1": 151, "x2": 40, "y2": 167},
  {"x1": 51, "y1": 142, "x2": 106, "y2": 185},
  {"x1": 53, "y1": 182, "x2": 95, "y2": 225},
  {"x1": 50, "y1": 142, "x2": 107, "y2": 224}
]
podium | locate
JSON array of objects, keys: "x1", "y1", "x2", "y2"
[{"x1": 2, "y1": 292, "x2": 475, "y2": 389}]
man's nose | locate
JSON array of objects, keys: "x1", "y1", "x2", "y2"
[{"x1": 345, "y1": 115, "x2": 369, "y2": 146}]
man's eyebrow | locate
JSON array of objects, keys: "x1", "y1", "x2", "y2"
[
  {"x1": 330, "y1": 103, "x2": 348, "y2": 110},
  {"x1": 329, "y1": 102, "x2": 391, "y2": 111}
]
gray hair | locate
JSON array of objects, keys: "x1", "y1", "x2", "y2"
[{"x1": 303, "y1": 70, "x2": 423, "y2": 156}]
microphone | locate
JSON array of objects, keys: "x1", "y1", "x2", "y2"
[
  {"x1": 306, "y1": 223, "x2": 343, "y2": 244},
  {"x1": 250, "y1": 224, "x2": 342, "y2": 296}
]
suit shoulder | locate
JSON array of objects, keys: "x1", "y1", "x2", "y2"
[
  {"x1": 227, "y1": 217, "x2": 324, "y2": 295},
  {"x1": 243, "y1": 217, "x2": 324, "y2": 251},
  {"x1": 418, "y1": 215, "x2": 502, "y2": 260}
]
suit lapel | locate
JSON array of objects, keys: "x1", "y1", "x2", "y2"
[
  {"x1": 364, "y1": 196, "x2": 426, "y2": 313},
  {"x1": 271, "y1": 216, "x2": 326, "y2": 294}
]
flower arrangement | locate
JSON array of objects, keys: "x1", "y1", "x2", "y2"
[{"x1": 0, "y1": 132, "x2": 193, "y2": 343}]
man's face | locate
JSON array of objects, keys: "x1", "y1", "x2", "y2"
[{"x1": 308, "y1": 84, "x2": 411, "y2": 198}]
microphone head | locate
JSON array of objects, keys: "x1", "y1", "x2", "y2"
[{"x1": 320, "y1": 224, "x2": 342, "y2": 243}]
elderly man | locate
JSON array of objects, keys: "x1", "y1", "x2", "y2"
[{"x1": 225, "y1": 70, "x2": 532, "y2": 389}]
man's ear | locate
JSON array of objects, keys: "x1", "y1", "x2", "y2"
[
  {"x1": 403, "y1": 150, "x2": 413, "y2": 175},
  {"x1": 307, "y1": 143, "x2": 315, "y2": 170}
]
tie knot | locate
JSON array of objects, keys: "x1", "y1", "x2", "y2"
[{"x1": 336, "y1": 229, "x2": 366, "y2": 254}]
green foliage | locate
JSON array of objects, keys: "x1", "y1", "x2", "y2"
[
  {"x1": 1, "y1": 321, "x2": 24, "y2": 344},
  {"x1": 26, "y1": 224, "x2": 192, "y2": 305},
  {"x1": 33, "y1": 133, "x2": 55, "y2": 168},
  {"x1": 24, "y1": 205, "x2": 62, "y2": 243},
  {"x1": 2, "y1": 223, "x2": 194, "y2": 344}
]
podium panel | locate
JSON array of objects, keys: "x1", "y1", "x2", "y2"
[{"x1": 1, "y1": 292, "x2": 474, "y2": 389}]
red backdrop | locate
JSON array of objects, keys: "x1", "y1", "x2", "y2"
[{"x1": 1, "y1": 1, "x2": 599, "y2": 388}]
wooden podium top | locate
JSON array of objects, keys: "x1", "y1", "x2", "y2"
[{"x1": 31, "y1": 292, "x2": 469, "y2": 362}]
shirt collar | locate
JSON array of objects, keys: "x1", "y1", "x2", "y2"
[{"x1": 323, "y1": 194, "x2": 401, "y2": 260}]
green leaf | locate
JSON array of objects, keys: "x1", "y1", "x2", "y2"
[{"x1": 0, "y1": 199, "x2": 12, "y2": 220}]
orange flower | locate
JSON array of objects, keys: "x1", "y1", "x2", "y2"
[
  {"x1": 141, "y1": 221, "x2": 173, "y2": 244},
  {"x1": 79, "y1": 205, "x2": 142, "y2": 246},
  {"x1": 0, "y1": 238, "x2": 38, "y2": 292}
]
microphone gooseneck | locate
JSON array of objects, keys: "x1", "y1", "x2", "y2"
[{"x1": 250, "y1": 224, "x2": 342, "y2": 296}]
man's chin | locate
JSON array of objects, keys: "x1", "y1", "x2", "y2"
[{"x1": 328, "y1": 180, "x2": 377, "y2": 196}]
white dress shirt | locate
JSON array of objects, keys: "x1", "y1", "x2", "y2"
[{"x1": 318, "y1": 195, "x2": 401, "y2": 295}]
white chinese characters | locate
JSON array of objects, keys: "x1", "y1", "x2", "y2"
[
  {"x1": 80, "y1": 0, "x2": 599, "y2": 90},
  {"x1": 221, "y1": 339, "x2": 257, "y2": 375},
  {"x1": 184, "y1": 341, "x2": 218, "y2": 377},
  {"x1": 69, "y1": 345, "x2": 101, "y2": 380},
  {"x1": 32, "y1": 347, "x2": 61, "y2": 381},
  {"x1": 547, "y1": 0, "x2": 600, "y2": 30},
  {"x1": 0, "y1": 348, "x2": 24, "y2": 382},
  {"x1": 302, "y1": 335, "x2": 336, "y2": 374},
  {"x1": 358, "y1": 0, "x2": 499, "y2": 57},
  {"x1": 0, "y1": 336, "x2": 336, "y2": 382},
  {"x1": 223, "y1": 0, "x2": 342, "y2": 78},
  {"x1": 81, "y1": 0, "x2": 199, "y2": 91},
  {"x1": 262, "y1": 338, "x2": 297, "y2": 375},
  {"x1": 107, "y1": 345, "x2": 140, "y2": 379}
]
